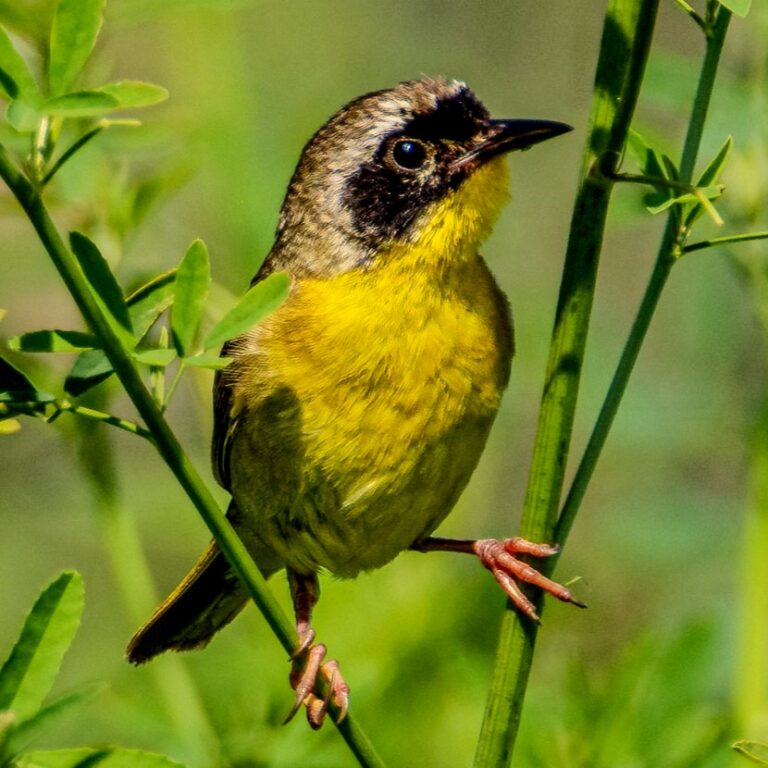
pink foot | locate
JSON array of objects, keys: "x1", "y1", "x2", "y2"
[
  {"x1": 286, "y1": 643, "x2": 350, "y2": 729},
  {"x1": 473, "y1": 537, "x2": 586, "y2": 621},
  {"x1": 412, "y1": 535, "x2": 586, "y2": 621}
]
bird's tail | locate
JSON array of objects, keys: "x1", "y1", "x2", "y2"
[{"x1": 126, "y1": 540, "x2": 249, "y2": 664}]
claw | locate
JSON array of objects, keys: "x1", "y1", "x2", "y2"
[
  {"x1": 284, "y1": 643, "x2": 326, "y2": 724},
  {"x1": 474, "y1": 537, "x2": 587, "y2": 617},
  {"x1": 284, "y1": 644, "x2": 350, "y2": 729},
  {"x1": 306, "y1": 664, "x2": 348, "y2": 730},
  {"x1": 490, "y1": 567, "x2": 541, "y2": 622},
  {"x1": 290, "y1": 627, "x2": 316, "y2": 659},
  {"x1": 306, "y1": 694, "x2": 327, "y2": 730},
  {"x1": 323, "y1": 659, "x2": 350, "y2": 723}
]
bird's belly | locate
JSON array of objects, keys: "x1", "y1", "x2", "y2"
[
  {"x1": 230, "y1": 381, "x2": 497, "y2": 577},
  {"x1": 227, "y1": 256, "x2": 511, "y2": 577}
]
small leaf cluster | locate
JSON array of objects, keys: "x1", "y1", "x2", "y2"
[
  {"x1": 1, "y1": 235, "x2": 290, "y2": 436},
  {"x1": 0, "y1": 572, "x2": 185, "y2": 768},
  {"x1": 627, "y1": 130, "x2": 732, "y2": 244},
  {"x1": 0, "y1": 0, "x2": 167, "y2": 187},
  {"x1": 621, "y1": 2, "x2": 768, "y2": 260}
]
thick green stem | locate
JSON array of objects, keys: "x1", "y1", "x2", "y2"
[
  {"x1": 0, "y1": 147, "x2": 386, "y2": 768},
  {"x1": 474, "y1": 5, "x2": 731, "y2": 766},
  {"x1": 474, "y1": 3, "x2": 660, "y2": 765},
  {"x1": 556, "y1": 6, "x2": 731, "y2": 548}
]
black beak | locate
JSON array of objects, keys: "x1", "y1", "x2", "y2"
[{"x1": 451, "y1": 119, "x2": 572, "y2": 171}]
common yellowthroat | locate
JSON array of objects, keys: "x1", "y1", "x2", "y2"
[{"x1": 127, "y1": 76, "x2": 581, "y2": 727}]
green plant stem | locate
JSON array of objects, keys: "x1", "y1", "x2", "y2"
[
  {"x1": 0, "y1": 146, "x2": 386, "y2": 768},
  {"x1": 41, "y1": 126, "x2": 103, "y2": 186},
  {"x1": 671, "y1": 0, "x2": 707, "y2": 30},
  {"x1": 162, "y1": 359, "x2": 186, "y2": 409},
  {"x1": 474, "y1": 2, "x2": 660, "y2": 765},
  {"x1": 556, "y1": 5, "x2": 731, "y2": 549},
  {"x1": 684, "y1": 231, "x2": 768, "y2": 254},
  {"x1": 53, "y1": 401, "x2": 153, "y2": 439}
]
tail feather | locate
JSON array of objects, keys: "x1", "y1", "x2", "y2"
[{"x1": 127, "y1": 541, "x2": 248, "y2": 664}]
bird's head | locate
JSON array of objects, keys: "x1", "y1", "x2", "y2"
[{"x1": 272, "y1": 77, "x2": 571, "y2": 275}]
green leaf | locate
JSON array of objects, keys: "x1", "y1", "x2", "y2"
[
  {"x1": 61, "y1": 269, "x2": 177, "y2": 396},
  {"x1": 627, "y1": 129, "x2": 671, "y2": 193},
  {"x1": 43, "y1": 90, "x2": 118, "y2": 117},
  {"x1": 125, "y1": 268, "x2": 176, "y2": 340},
  {"x1": 734, "y1": 740, "x2": 768, "y2": 766},
  {"x1": 16, "y1": 748, "x2": 186, "y2": 768},
  {"x1": 172, "y1": 239, "x2": 211, "y2": 356},
  {"x1": 0, "y1": 25, "x2": 38, "y2": 98},
  {"x1": 645, "y1": 184, "x2": 723, "y2": 215},
  {"x1": 204, "y1": 271, "x2": 290, "y2": 350},
  {"x1": 69, "y1": 232, "x2": 132, "y2": 334},
  {"x1": 626, "y1": 130, "x2": 687, "y2": 215},
  {"x1": 184, "y1": 355, "x2": 232, "y2": 370},
  {"x1": 97, "y1": 80, "x2": 168, "y2": 109},
  {"x1": 48, "y1": 0, "x2": 104, "y2": 96},
  {"x1": 64, "y1": 349, "x2": 113, "y2": 396},
  {"x1": 719, "y1": 0, "x2": 751, "y2": 17},
  {"x1": 0, "y1": 571, "x2": 84, "y2": 721},
  {"x1": 9, "y1": 330, "x2": 96, "y2": 353},
  {"x1": 132, "y1": 348, "x2": 177, "y2": 367},
  {"x1": 684, "y1": 136, "x2": 733, "y2": 228},
  {"x1": 696, "y1": 135, "x2": 732, "y2": 188},
  {"x1": 41, "y1": 81, "x2": 168, "y2": 118}
]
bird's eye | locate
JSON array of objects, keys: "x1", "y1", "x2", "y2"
[{"x1": 391, "y1": 139, "x2": 428, "y2": 170}]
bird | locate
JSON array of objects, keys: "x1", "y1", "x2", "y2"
[{"x1": 127, "y1": 76, "x2": 582, "y2": 728}]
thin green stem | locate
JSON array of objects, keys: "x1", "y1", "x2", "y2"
[
  {"x1": 684, "y1": 231, "x2": 768, "y2": 254},
  {"x1": 0, "y1": 145, "x2": 386, "y2": 768},
  {"x1": 671, "y1": 0, "x2": 707, "y2": 31},
  {"x1": 41, "y1": 126, "x2": 103, "y2": 187},
  {"x1": 53, "y1": 400, "x2": 154, "y2": 440},
  {"x1": 608, "y1": 169, "x2": 724, "y2": 224},
  {"x1": 162, "y1": 359, "x2": 186, "y2": 409},
  {"x1": 610, "y1": 169, "x2": 706, "y2": 194},
  {"x1": 556, "y1": 6, "x2": 731, "y2": 549},
  {"x1": 474, "y1": 2, "x2": 660, "y2": 765}
]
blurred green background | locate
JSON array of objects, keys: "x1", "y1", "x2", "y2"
[{"x1": 2, "y1": 1, "x2": 768, "y2": 766}]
